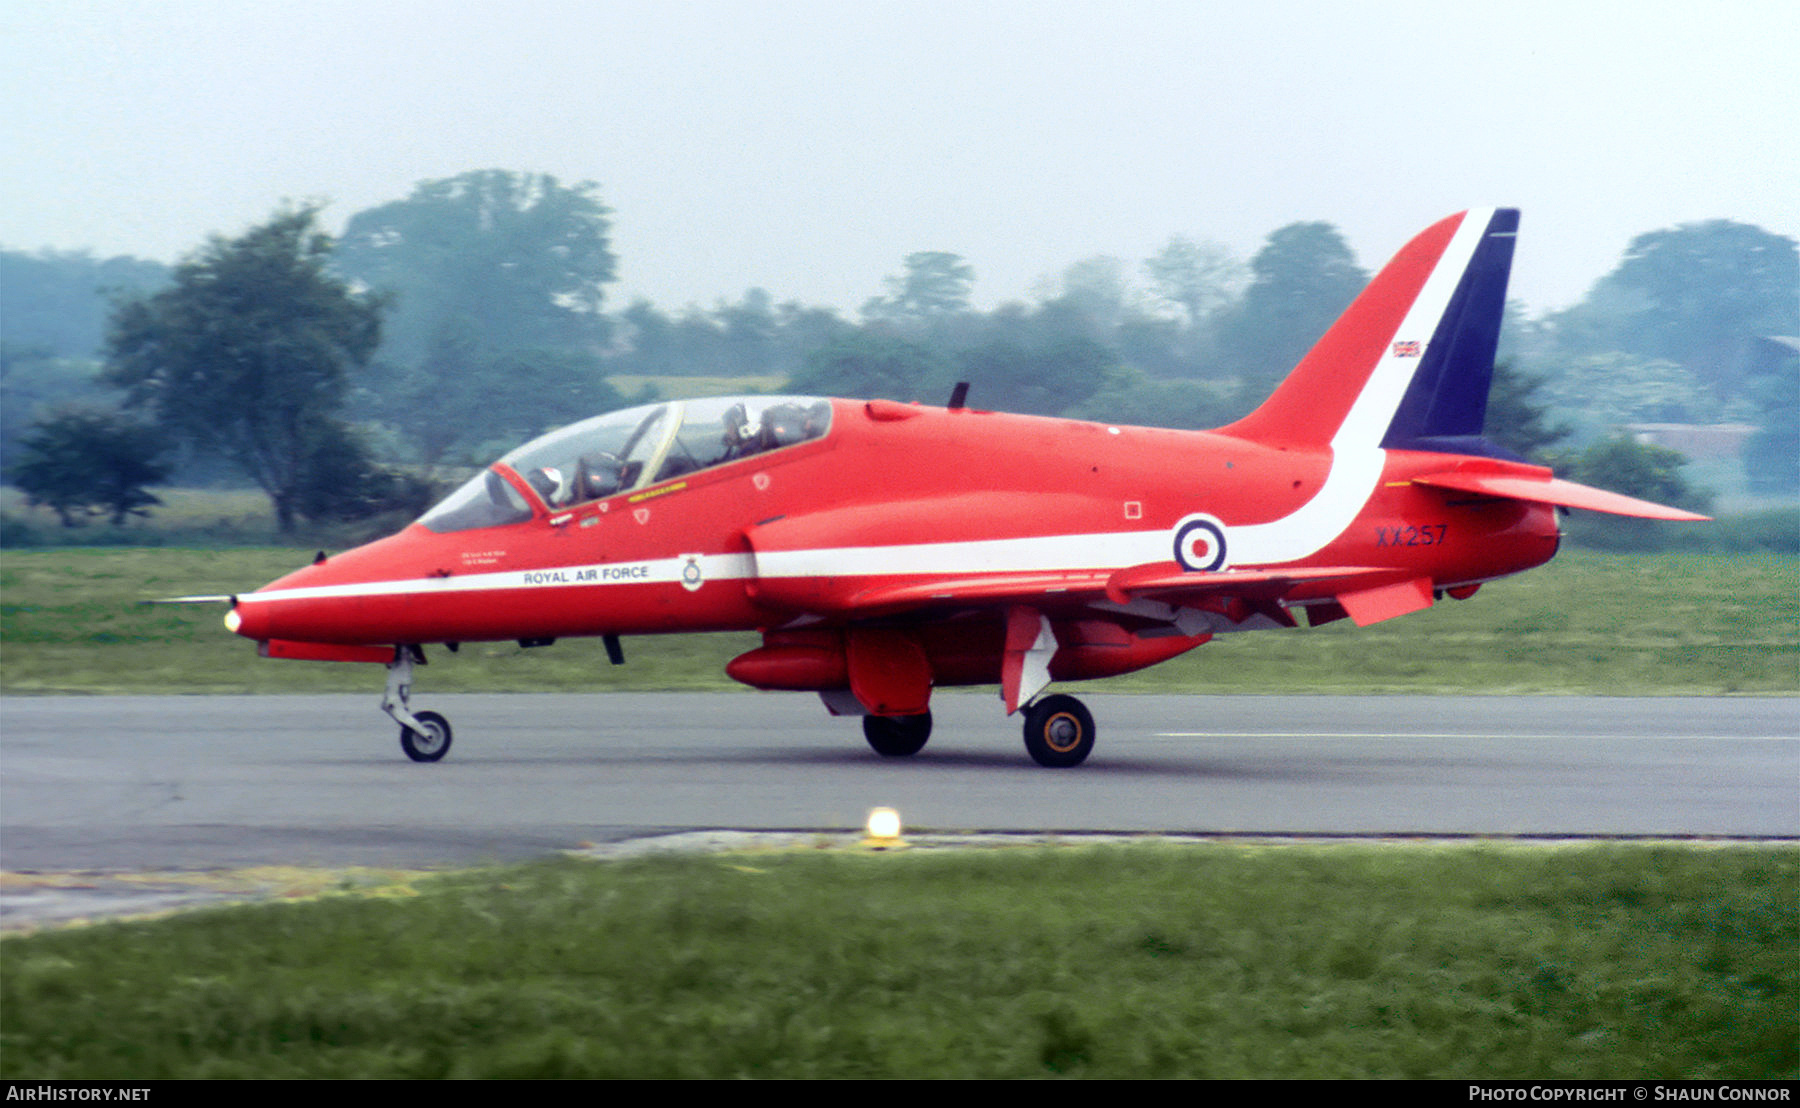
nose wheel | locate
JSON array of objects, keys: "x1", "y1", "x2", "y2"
[
  {"x1": 1022, "y1": 694, "x2": 1095, "y2": 767},
  {"x1": 399, "y1": 710, "x2": 453, "y2": 762}
]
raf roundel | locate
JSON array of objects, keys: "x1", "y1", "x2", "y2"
[{"x1": 1172, "y1": 514, "x2": 1229, "y2": 572}]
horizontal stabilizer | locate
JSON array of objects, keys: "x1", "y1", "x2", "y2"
[{"x1": 1412, "y1": 465, "x2": 1711, "y2": 521}]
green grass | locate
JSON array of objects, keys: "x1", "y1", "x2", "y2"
[
  {"x1": 1, "y1": 546, "x2": 1793, "y2": 695},
  {"x1": 1108, "y1": 548, "x2": 1800, "y2": 695},
  {"x1": 1, "y1": 843, "x2": 1792, "y2": 1078},
  {"x1": 0, "y1": 546, "x2": 756, "y2": 694},
  {"x1": 0, "y1": 486, "x2": 417, "y2": 550}
]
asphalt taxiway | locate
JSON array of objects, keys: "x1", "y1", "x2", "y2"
[
  {"x1": 4, "y1": 692, "x2": 1792, "y2": 927},
  {"x1": 3, "y1": 692, "x2": 1793, "y2": 869}
]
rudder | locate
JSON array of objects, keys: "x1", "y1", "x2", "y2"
[{"x1": 1380, "y1": 208, "x2": 1518, "y2": 455}]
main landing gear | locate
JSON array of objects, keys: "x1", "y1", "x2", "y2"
[
  {"x1": 858, "y1": 695, "x2": 1098, "y2": 767},
  {"x1": 382, "y1": 647, "x2": 452, "y2": 763},
  {"x1": 1021, "y1": 694, "x2": 1096, "y2": 768},
  {"x1": 863, "y1": 712, "x2": 932, "y2": 757}
]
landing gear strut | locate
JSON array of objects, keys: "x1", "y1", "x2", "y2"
[
  {"x1": 1022, "y1": 694, "x2": 1095, "y2": 768},
  {"x1": 382, "y1": 647, "x2": 452, "y2": 763}
]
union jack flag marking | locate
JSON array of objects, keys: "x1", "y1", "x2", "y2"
[{"x1": 1392, "y1": 340, "x2": 1422, "y2": 358}]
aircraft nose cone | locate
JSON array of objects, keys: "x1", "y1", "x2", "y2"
[
  {"x1": 228, "y1": 559, "x2": 335, "y2": 642},
  {"x1": 224, "y1": 596, "x2": 268, "y2": 640}
]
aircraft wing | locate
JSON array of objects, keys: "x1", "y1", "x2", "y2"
[
  {"x1": 1100, "y1": 562, "x2": 1398, "y2": 603},
  {"x1": 835, "y1": 570, "x2": 1114, "y2": 617},
  {"x1": 831, "y1": 561, "x2": 1427, "y2": 629}
]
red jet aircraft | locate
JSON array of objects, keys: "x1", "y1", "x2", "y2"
[{"x1": 217, "y1": 208, "x2": 1706, "y2": 766}]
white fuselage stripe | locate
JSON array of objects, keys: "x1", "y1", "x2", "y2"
[{"x1": 240, "y1": 554, "x2": 754, "y2": 605}]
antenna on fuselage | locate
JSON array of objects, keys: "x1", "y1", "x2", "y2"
[{"x1": 947, "y1": 381, "x2": 970, "y2": 409}]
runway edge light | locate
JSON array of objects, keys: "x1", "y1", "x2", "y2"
[{"x1": 864, "y1": 807, "x2": 905, "y2": 849}]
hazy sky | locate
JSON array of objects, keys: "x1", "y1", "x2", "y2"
[{"x1": 5, "y1": 0, "x2": 1795, "y2": 318}]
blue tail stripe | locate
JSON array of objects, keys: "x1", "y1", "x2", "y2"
[{"x1": 1381, "y1": 208, "x2": 1519, "y2": 451}]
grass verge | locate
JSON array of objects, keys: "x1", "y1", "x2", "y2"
[
  {"x1": 1, "y1": 842, "x2": 1793, "y2": 1079},
  {"x1": 1, "y1": 547, "x2": 1794, "y2": 695}
]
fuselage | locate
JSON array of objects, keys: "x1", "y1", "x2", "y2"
[{"x1": 229, "y1": 394, "x2": 1560, "y2": 650}]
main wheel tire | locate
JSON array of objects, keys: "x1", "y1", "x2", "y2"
[
  {"x1": 1022, "y1": 695, "x2": 1094, "y2": 768},
  {"x1": 400, "y1": 710, "x2": 453, "y2": 762},
  {"x1": 863, "y1": 712, "x2": 932, "y2": 757}
]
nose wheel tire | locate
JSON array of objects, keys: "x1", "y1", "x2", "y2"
[
  {"x1": 400, "y1": 710, "x2": 453, "y2": 763},
  {"x1": 1022, "y1": 694, "x2": 1094, "y2": 767},
  {"x1": 863, "y1": 712, "x2": 932, "y2": 757}
]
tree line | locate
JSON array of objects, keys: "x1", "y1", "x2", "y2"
[{"x1": 4, "y1": 169, "x2": 1795, "y2": 534}]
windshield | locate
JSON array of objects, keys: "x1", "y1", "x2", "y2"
[
  {"x1": 418, "y1": 396, "x2": 832, "y2": 533},
  {"x1": 415, "y1": 468, "x2": 535, "y2": 533}
]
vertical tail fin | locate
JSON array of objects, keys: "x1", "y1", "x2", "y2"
[{"x1": 1220, "y1": 208, "x2": 1519, "y2": 455}]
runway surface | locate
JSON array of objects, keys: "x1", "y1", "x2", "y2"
[{"x1": 3, "y1": 693, "x2": 1794, "y2": 877}]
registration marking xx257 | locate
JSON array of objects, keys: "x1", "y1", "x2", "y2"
[{"x1": 1375, "y1": 524, "x2": 1447, "y2": 547}]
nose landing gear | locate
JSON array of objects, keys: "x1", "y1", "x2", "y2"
[{"x1": 382, "y1": 646, "x2": 452, "y2": 762}]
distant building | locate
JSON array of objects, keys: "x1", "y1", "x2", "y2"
[{"x1": 1629, "y1": 336, "x2": 1796, "y2": 463}]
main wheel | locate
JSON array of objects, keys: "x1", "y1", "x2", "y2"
[
  {"x1": 863, "y1": 712, "x2": 932, "y2": 757},
  {"x1": 400, "y1": 710, "x2": 453, "y2": 763},
  {"x1": 1022, "y1": 695, "x2": 1094, "y2": 768}
]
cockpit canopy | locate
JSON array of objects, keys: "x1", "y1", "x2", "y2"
[{"x1": 419, "y1": 396, "x2": 833, "y2": 533}]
